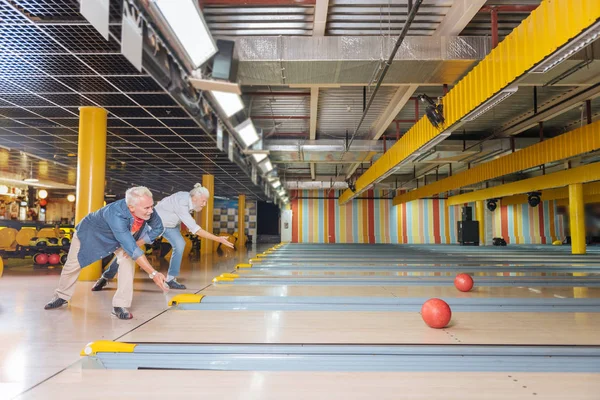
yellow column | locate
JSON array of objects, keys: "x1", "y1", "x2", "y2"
[
  {"x1": 77, "y1": 107, "x2": 107, "y2": 281},
  {"x1": 200, "y1": 174, "x2": 214, "y2": 255},
  {"x1": 237, "y1": 194, "x2": 246, "y2": 248},
  {"x1": 569, "y1": 183, "x2": 586, "y2": 255},
  {"x1": 475, "y1": 200, "x2": 485, "y2": 246}
]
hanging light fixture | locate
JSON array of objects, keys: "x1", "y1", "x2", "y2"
[{"x1": 23, "y1": 163, "x2": 38, "y2": 183}]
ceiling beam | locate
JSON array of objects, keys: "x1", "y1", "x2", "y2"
[
  {"x1": 313, "y1": 0, "x2": 329, "y2": 36},
  {"x1": 501, "y1": 181, "x2": 600, "y2": 206},
  {"x1": 480, "y1": 5, "x2": 538, "y2": 13},
  {"x1": 201, "y1": 0, "x2": 315, "y2": 5},
  {"x1": 432, "y1": 0, "x2": 487, "y2": 36},
  {"x1": 447, "y1": 161, "x2": 600, "y2": 206}
]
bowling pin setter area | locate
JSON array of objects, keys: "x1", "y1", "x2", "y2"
[{"x1": 18, "y1": 243, "x2": 600, "y2": 399}]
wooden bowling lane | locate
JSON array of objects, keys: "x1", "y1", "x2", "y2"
[
  {"x1": 119, "y1": 310, "x2": 600, "y2": 345},
  {"x1": 17, "y1": 369, "x2": 600, "y2": 400},
  {"x1": 199, "y1": 284, "x2": 600, "y2": 299}
]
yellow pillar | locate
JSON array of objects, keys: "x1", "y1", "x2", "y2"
[
  {"x1": 76, "y1": 107, "x2": 107, "y2": 281},
  {"x1": 237, "y1": 194, "x2": 246, "y2": 248},
  {"x1": 475, "y1": 200, "x2": 485, "y2": 246},
  {"x1": 569, "y1": 183, "x2": 586, "y2": 255},
  {"x1": 200, "y1": 174, "x2": 214, "y2": 255}
]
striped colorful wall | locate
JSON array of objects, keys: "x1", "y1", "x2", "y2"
[
  {"x1": 290, "y1": 190, "x2": 564, "y2": 244},
  {"x1": 490, "y1": 201, "x2": 564, "y2": 244}
]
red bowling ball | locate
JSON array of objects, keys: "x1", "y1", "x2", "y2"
[
  {"x1": 421, "y1": 298, "x2": 452, "y2": 329},
  {"x1": 48, "y1": 254, "x2": 61, "y2": 265},
  {"x1": 454, "y1": 273, "x2": 474, "y2": 292},
  {"x1": 34, "y1": 253, "x2": 48, "y2": 265}
]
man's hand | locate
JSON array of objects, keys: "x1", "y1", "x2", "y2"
[
  {"x1": 218, "y1": 236, "x2": 235, "y2": 249},
  {"x1": 152, "y1": 272, "x2": 169, "y2": 292}
]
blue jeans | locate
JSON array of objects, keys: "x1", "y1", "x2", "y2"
[{"x1": 102, "y1": 226, "x2": 185, "y2": 280}]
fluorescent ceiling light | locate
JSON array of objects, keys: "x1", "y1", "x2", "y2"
[
  {"x1": 259, "y1": 159, "x2": 273, "y2": 174},
  {"x1": 462, "y1": 87, "x2": 518, "y2": 122},
  {"x1": 252, "y1": 153, "x2": 267, "y2": 164},
  {"x1": 234, "y1": 119, "x2": 260, "y2": 148},
  {"x1": 153, "y1": 0, "x2": 217, "y2": 69},
  {"x1": 272, "y1": 180, "x2": 282, "y2": 189},
  {"x1": 212, "y1": 91, "x2": 244, "y2": 118},
  {"x1": 530, "y1": 21, "x2": 600, "y2": 74}
]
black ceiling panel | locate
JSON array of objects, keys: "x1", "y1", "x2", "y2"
[
  {"x1": 56, "y1": 76, "x2": 120, "y2": 93},
  {"x1": 0, "y1": 25, "x2": 65, "y2": 53},
  {"x1": 106, "y1": 76, "x2": 164, "y2": 92},
  {"x1": 78, "y1": 54, "x2": 141, "y2": 75},
  {"x1": 123, "y1": 118, "x2": 166, "y2": 128},
  {"x1": 0, "y1": 54, "x2": 43, "y2": 75},
  {"x1": 0, "y1": 2, "x2": 30, "y2": 22},
  {"x1": 21, "y1": 54, "x2": 94, "y2": 75},
  {"x1": 78, "y1": 93, "x2": 136, "y2": 107},
  {"x1": 29, "y1": 107, "x2": 79, "y2": 118},
  {"x1": 145, "y1": 107, "x2": 190, "y2": 118},
  {"x1": 163, "y1": 119, "x2": 203, "y2": 128},
  {"x1": 106, "y1": 107, "x2": 152, "y2": 119},
  {"x1": 39, "y1": 25, "x2": 121, "y2": 53},
  {"x1": 0, "y1": 93, "x2": 56, "y2": 107},
  {"x1": 127, "y1": 93, "x2": 179, "y2": 107},
  {"x1": 0, "y1": 107, "x2": 38, "y2": 118},
  {"x1": 38, "y1": 93, "x2": 93, "y2": 107},
  {"x1": 1, "y1": 76, "x2": 73, "y2": 93}
]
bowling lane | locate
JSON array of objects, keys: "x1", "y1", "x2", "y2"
[
  {"x1": 18, "y1": 370, "x2": 600, "y2": 400},
  {"x1": 199, "y1": 284, "x2": 600, "y2": 299},
  {"x1": 119, "y1": 310, "x2": 600, "y2": 345}
]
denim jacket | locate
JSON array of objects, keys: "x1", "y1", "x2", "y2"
[{"x1": 75, "y1": 199, "x2": 164, "y2": 268}]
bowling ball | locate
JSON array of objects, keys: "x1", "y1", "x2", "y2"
[
  {"x1": 454, "y1": 273, "x2": 474, "y2": 292},
  {"x1": 421, "y1": 298, "x2": 452, "y2": 329},
  {"x1": 34, "y1": 253, "x2": 48, "y2": 265},
  {"x1": 48, "y1": 254, "x2": 61, "y2": 265}
]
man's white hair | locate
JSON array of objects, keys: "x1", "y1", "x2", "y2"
[
  {"x1": 190, "y1": 183, "x2": 210, "y2": 199},
  {"x1": 125, "y1": 186, "x2": 153, "y2": 206}
]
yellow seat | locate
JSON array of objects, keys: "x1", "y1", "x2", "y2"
[
  {"x1": 37, "y1": 227, "x2": 58, "y2": 238},
  {"x1": 0, "y1": 227, "x2": 18, "y2": 249},
  {"x1": 15, "y1": 228, "x2": 37, "y2": 247}
]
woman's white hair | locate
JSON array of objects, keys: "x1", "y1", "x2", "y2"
[
  {"x1": 190, "y1": 183, "x2": 210, "y2": 199},
  {"x1": 125, "y1": 186, "x2": 153, "y2": 206}
]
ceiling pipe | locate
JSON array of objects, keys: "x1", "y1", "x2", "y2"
[
  {"x1": 479, "y1": 5, "x2": 538, "y2": 12},
  {"x1": 342, "y1": 0, "x2": 424, "y2": 154}
]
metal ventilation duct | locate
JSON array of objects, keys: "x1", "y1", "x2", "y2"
[{"x1": 230, "y1": 36, "x2": 490, "y2": 85}]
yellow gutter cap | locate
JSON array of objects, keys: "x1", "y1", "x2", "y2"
[
  {"x1": 212, "y1": 276, "x2": 235, "y2": 283},
  {"x1": 81, "y1": 340, "x2": 136, "y2": 356},
  {"x1": 168, "y1": 294, "x2": 204, "y2": 306}
]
